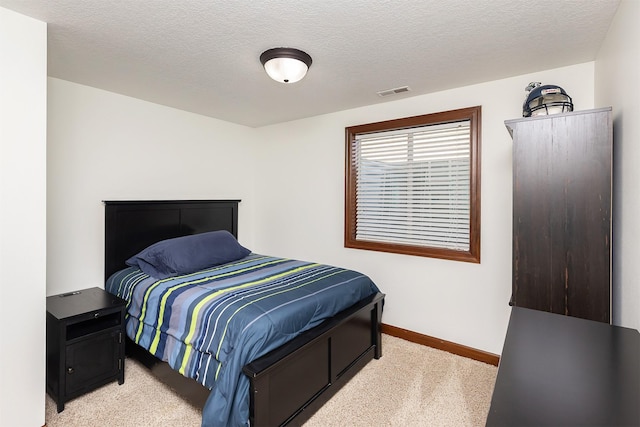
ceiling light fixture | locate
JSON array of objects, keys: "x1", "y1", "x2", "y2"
[{"x1": 260, "y1": 47, "x2": 312, "y2": 84}]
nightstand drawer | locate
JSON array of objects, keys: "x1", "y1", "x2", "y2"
[{"x1": 67, "y1": 311, "x2": 121, "y2": 341}]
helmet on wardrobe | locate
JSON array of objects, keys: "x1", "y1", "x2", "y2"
[{"x1": 522, "y1": 83, "x2": 573, "y2": 117}]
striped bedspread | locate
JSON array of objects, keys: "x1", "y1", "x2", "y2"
[{"x1": 105, "y1": 253, "x2": 380, "y2": 427}]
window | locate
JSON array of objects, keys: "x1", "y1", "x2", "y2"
[{"x1": 345, "y1": 106, "x2": 481, "y2": 263}]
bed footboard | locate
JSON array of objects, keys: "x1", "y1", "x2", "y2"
[{"x1": 243, "y1": 292, "x2": 385, "y2": 427}]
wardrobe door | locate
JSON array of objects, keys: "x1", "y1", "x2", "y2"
[{"x1": 506, "y1": 108, "x2": 612, "y2": 323}]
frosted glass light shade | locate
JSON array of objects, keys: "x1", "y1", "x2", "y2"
[{"x1": 260, "y1": 48, "x2": 312, "y2": 84}]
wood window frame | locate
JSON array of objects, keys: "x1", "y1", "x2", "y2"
[{"x1": 344, "y1": 106, "x2": 481, "y2": 263}]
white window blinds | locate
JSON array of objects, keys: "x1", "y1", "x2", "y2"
[{"x1": 351, "y1": 120, "x2": 471, "y2": 251}]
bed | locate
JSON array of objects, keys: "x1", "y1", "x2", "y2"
[{"x1": 103, "y1": 200, "x2": 385, "y2": 427}]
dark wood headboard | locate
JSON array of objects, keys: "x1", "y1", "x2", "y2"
[{"x1": 104, "y1": 200, "x2": 240, "y2": 281}]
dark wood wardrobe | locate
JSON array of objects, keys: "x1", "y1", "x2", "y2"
[{"x1": 505, "y1": 107, "x2": 612, "y2": 323}]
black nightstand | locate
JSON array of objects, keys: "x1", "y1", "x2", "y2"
[{"x1": 46, "y1": 287, "x2": 126, "y2": 412}]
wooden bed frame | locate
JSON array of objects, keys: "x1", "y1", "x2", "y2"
[{"x1": 104, "y1": 200, "x2": 385, "y2": 426}]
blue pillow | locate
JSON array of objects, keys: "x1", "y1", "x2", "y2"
[{"x1": 126, "y1": 230, "x2": 251, "y2": 279}]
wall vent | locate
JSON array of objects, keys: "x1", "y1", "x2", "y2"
[{"x1": 377, "y1": 86, "x2": 411, "y2": 97}]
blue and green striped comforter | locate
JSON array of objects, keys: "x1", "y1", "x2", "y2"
[{"x1": 105, "y1": 253, "x2": 380, "y2": 427}]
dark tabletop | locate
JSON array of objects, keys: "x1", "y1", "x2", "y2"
[
  {"x1": 486, "y1": 307, "x2": 640, "y2": 426},
  {"x1": 46, "y1": 287, "x2": 125, "y2": 320}
]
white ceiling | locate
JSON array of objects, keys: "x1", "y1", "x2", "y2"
[{"x1": 1, "y1": 0, "x2": 621, "y2": 127}]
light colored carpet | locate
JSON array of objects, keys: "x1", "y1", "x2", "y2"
[
  {"x1": 45, "y1": 334, "x2": 497, "y2": 426},
  {"x1": 303, "y1": 334, "x2": 497, "y2": 427}
]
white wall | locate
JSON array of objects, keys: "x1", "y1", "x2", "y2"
[
  {"x1": 253, "y1": 63, "x2": 595, "y2": 355},
  {"x1": 595, "y1": 0, "x2": 640, "y2": 331},
  {"x1": 47, "y1": 78, "x2": 258, "y2": 295},
  {"x1": 1, "y1": 1, "x2": 631, "y2": 422},
  {"x1": 0, "y1": 7, "x2": 47, "y2": 427}
]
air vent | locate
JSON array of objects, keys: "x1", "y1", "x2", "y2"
[{"x1": 377, "y1": 86, "x2": 411, "y2": 97}]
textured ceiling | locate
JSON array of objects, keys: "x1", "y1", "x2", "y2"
[{"x1": 0, "y1": 0, "x2": 621, "y2": 127}]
